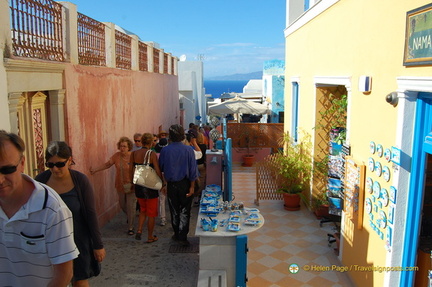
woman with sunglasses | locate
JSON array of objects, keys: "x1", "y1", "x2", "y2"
[
  {"x1": 90, "y1": 137, "x2": 136, "y2": 235},
  {"x1": 35, "y1": 141, "x2": 105, "y2": 287}
]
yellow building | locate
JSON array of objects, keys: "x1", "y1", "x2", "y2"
[{"x1": 285, "y1": 0, "x2": 432, "y2": 286}]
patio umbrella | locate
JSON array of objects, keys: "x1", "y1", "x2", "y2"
[{"x1": 208, "y1": 97, "x2": 269, "y2": 116}]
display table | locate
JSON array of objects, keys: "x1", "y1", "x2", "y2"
[{"x1": 195, "y1": 209, "x2": 264, "y2": 287}]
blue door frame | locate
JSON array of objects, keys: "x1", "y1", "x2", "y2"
[{"x1": 400, "y1": 94, "x2": 432, "y2": 286}]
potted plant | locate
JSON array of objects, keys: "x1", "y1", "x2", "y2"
[
  {"x1": 268, "y1": 130, "x2": 313, "y2": 211},
  {"x1": 311, "y1": 193, "x2": 330, "y2": 219},
  {"x1": 242, "y1": 135, "x2": 255, "y2": 166}
]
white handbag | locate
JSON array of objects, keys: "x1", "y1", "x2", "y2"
[{"x1": 133, "y1": 149, "x2": 163, "y2": 190}]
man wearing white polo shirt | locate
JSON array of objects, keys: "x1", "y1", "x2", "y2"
[{"x1": 0, "y1": 130, "x2": 78, "y2": 287}]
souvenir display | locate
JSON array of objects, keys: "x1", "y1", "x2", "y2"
[
  {"x1": 381, "y1": 188, "x2": 389, "y2": 207},
  {"x1": 382, "y1": 166, "x2": 391, "y2": 182},
  {"x1": 376, "y1": 144, "x2": 383, "y2": 157},
  {"x1": 384, "y1": 148, "x2": 392, "y2": 162},
  {"x1": 366, "y1": 177, "x2": 373, "y2": 194},
  {"x1": 370, "y1": 141, "x2": 376, "y2": 154},
  {"x1": 375, "y1": 161, "x2": 382, "y2": 177},
  {"x1": 369, "y1": 157, "x2": 375, "y2": 172}
]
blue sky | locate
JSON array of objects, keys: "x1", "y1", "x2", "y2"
[{"x1": 66, "y1": 0, "x2": 286, "y2": 78}]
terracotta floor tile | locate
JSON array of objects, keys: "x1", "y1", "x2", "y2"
[{"x1": 230, "y1": 162, "x2": 355, "y2": 287}]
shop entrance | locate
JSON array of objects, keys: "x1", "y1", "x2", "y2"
[{"x1": 403, "y1": 93, "x2": 432, "y2": 286}]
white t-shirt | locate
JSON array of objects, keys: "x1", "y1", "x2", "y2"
[{"x1": 0, "y1": 174, "x2": 79, "y2": 286}]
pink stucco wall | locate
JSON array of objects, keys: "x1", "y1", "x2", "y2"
[{"x1": 63, "y1": 64, "x2": 179, "y2": 226}]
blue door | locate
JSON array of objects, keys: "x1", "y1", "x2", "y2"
[{"x1": 401, "y1": 93, "x2": 432, "y2": 286}]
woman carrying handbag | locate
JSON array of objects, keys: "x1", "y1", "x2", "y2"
[{"x1": 130, "y1": 133, "x2": 163, "y2": 243}]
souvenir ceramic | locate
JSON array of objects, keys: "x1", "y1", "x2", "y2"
[
  {"x1": 375, "y1": 161, "x2": 382, "y2": 177},
  {"x1": 376, "y1": 144, "x2": 383, "y2": 157},
  {"x1": 366, "y1": 177, "x2": 373, "y2": 194},
  {"x1": 369, "y1": 157, "x2": 375, "y2": 172},
  {"x1": 365, "y1": 198, "x2": 372, "y2": 214},
  {"x1": 227, "y1": 223, "x2": 241, "y2": 232},
  {"x1": 384, "y1": 148, "x2": 391, "y2": 162},
  {"x1": 379, "y1": 211, "x2": 387, "y2": 229},
  {"x1": 383, "y1": 166, "x2": 390, "y2": 182},
  {"x1": 373, "y1": 181, "x2": 381, "y2": 198},
  {"x1": 370, "y1": 141, "x2": 376, "y2": 154},
  {"x1": 381, "y1": 188, "x2": 389, "y2": 207},
  {"x1": 389, "y1": 186, "x2": 397, "y2": 203}
]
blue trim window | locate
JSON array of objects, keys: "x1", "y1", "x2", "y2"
[{"x1": 292, "y1": 82, "x2": 299, "y2": 142}]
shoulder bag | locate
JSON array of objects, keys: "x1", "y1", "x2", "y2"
[{"x1": 133, "y1": 149, "x2": 163, "y2": 190}]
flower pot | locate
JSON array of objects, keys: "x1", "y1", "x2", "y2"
[
  {"x1": 314, "y1": 204, "x2": 329, "y2": 219},
  {"x1": 283, "y1": 193, "x2": 301, "y2": 211},
  {"x1": 242, "y1": 154, "x2": 255, "y2": 167}
]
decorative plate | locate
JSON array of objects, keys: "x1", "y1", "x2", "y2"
[
  {"x1": 365, "y1": 198, "x2": 372, "y2": 214},
  {"x1": 366, "y1": 177, "x2": 373, "y2": 194},
  {"x1": 369, "y1": 157, "x2": 375, "y2": 172},
  {"x1": 381, "y1": 188, "x2": 389, "y2": 207},
  {"x1": 373, "y1": 181, "x2": 381, "y2": 198},
  {"x1": 376, "y1": 144, "x2": 384, "y2": 157},
  {"x1": 384, "y1": 148, "x2": 392, "y2": 162},
  {"x1": 370, "y1": 141, "x2": 376, "y2": 154},
  {"x1": 383, "y1": 166, "x2": 391, "y2": 182},
  {"x1": 379, "y1": 211, "x2": 387, "y2": 229},
  {"x1": 375, "y1": 161, "x2": 382, "y2": 177},
  {"x1": 244, "y1": 219, "x2": 261, "y2": 226}
]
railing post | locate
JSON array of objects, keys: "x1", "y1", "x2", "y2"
[
  {"x1": 59, "y1": 2, "x2": 78, "y2": 64},
  {"x1": 104, "y1": 22, "x2": 116, "y2": 68},
  {"x1": 147, "y1": 42, "x2": 154, "y2": 73},
  {"x1": 159, "y1": 48, "x2": 164, "y2": 74},
  {"x1": 130, "y1": 35, "x2": 139, "y2": 71}
]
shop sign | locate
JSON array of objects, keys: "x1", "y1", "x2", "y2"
[{"x1": 404, "y1": 3, "x2": 432, "y2": 66}]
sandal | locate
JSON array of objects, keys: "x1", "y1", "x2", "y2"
[
  {"x1": 127, "y1": 229, "x2": 134, "y2": 236},
  {"x1": 146, "y1": 235, "x2": 158, "y2": 243},
  {"x1": 135, "y1": 232, "x2": 142, "y2": 240}
]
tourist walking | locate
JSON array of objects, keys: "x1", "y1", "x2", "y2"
[
  {"x1": 0, "y1": 131, "x2": 78, "y2": 287},
  {"x1": 36, "y1": 141, "x2": 106, "y2": 287},
  {"x1": 159, "y1": 124, "x2": 198, "y2": 246},
  {"x1": 132, "y1": 133, "x2": 143, "y2": 151},
  {"x1": 90, "y1": 137, "x2": 136, "y2": 235},
  {"x1": 130, "y1": 133, "x2": 162, "y2": 243}
]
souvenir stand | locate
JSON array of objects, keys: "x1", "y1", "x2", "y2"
[{"x1": 195, "y1": 184, "x2": 264, "y2": 287}]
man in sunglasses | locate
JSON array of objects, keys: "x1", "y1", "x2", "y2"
[{"x1": 0, "y1": 130, "x2": 78, "y2": 286}]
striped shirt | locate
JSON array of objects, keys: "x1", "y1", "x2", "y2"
[{"x1": 0, "y1": 174, "x2": 79, "y2": 286}]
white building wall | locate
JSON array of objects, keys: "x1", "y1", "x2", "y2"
[{"x1": 178, "y1": 60, "x2": 206, "y2": 126}]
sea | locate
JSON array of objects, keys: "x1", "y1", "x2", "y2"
[{"x1": 204, "y1": 80, "x2": 249, "y2": 98}]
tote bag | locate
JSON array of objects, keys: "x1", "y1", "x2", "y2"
[{"x1": 133, "y1": 149, "x2": 163, "y2": 190}]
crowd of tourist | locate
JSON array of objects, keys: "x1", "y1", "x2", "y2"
[{"x1": 0, "y1": 123, "x2": 210, "y2": 286}]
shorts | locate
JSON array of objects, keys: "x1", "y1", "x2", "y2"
[{"x1": 137, "y1": 197, "x2": 158, "y2": 217}]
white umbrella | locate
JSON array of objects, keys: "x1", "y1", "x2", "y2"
[{"x1": 208, "y1": 97, "x2": 269, "y2": 116}]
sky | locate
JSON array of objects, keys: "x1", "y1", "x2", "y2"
[{"x1": 65, "y1": 0, "x2": 286, "y2": 78}]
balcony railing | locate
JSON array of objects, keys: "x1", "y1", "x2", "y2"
[
  {"x1": 77, "y1": 12, "x2": 106, "y2": 66},
  {"x1": 115, "y1": 29, "x2": 131, "y2": 70},
  {"x1": 10, "y1": 0, "x2": 64, "y2": 61},
  {"x1": 7, "y1": 0, "x2": 176, "y2": 75}
]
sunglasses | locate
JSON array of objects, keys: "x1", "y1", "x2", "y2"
[
  {"x1": 45, "y1": 160, "x2": 68, "y2": 168},
  {"x1": 134, "y1": 140, "x2": 141, "y2": 143},
  {"x1": 0, "y1": 157, "x2": 22, "y2": 175}
]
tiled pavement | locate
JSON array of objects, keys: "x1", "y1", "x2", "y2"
[{"x1": 90, "y1": 163, "x2": 355, "y2": 287}]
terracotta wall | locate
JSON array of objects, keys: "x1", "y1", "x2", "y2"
[{"x1": 63, "y1": 64, "x2": 179, "y2": 226}]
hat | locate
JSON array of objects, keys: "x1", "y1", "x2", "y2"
[
  {"x1": 158, "y1": 131, "x2": 168, "y2": 137},
  {"x1": 187, "y1": 129, "x2": 198, "y2": 139}
]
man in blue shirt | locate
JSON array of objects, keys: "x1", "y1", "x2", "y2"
[{"x1": 159, "y1": 124, "x2": 198, "y2": 246}]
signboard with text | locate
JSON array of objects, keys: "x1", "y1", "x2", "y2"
[{"x1": 404, "y1": 3, "x2": 432, "y2": 66}]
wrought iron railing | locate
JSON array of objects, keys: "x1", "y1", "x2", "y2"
[
  {"x1": 138, "y1": 41, "x2": 148, "y2": 71},
  {"x1": 8, "y1": 0, "x2": 175, "y2": 74},
  {"x1": 115, "y1": 30, "x2": 131, "y2": 69},
  {"x1": 9, "y1": 0, "x2": 64, "y2": 61},
  {"x1": 153, "y1": 47, "x2": 160, "y2": 73},
  {"x1": 77, "y1": 12, "x2": 106, "y2": 66}
]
